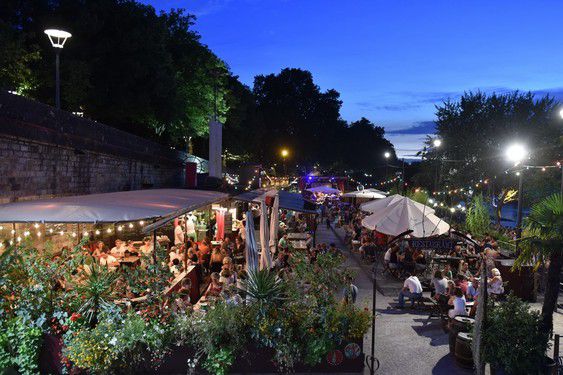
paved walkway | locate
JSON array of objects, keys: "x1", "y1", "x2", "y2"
[{"x1": 316, "y1": 224, "x2": 471, "y2": 375}]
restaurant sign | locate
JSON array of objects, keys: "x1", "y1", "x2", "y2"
[{"x1": 408, "y1": 238, "x2": 454, "y2": 251}]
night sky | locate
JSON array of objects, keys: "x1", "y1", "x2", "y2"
[{"x1": 144, "y1": 0, "x2": 563, "y2": 158}]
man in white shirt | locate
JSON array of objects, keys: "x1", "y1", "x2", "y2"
[
  {"x1": 110, "y1": 239, "x2": 126, "y2": 258},
  {"x1": 398, "y1": 273, "x2": 423, "y2": 308},
  {"x1": 174, "y1": 219, "x2": 185, "y2": 246}
]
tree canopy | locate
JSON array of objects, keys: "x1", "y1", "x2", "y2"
[{"x1": 0, "y1": 1, "x2": 396, "y2": 174}]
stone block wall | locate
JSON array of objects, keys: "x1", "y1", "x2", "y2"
[{"x1": 0, "y1": 91, "x2": 186, "y2": 203}]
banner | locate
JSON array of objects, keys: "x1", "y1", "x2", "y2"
[{"x1": 408, "y1": 238, "x2": 454, "y2": 251}]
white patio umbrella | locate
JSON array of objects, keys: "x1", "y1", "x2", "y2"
[
  {"x1": 306, "y1": 186, "x2": 341, "y2": 195},
  {"x1": 361, "y1": 198, "x2": 449, "y2": 237},
  {"x1": 245, "y1": 210, "x2": 259, "y2": 272},
  {"x1": 360, "y1": 194, "x2": 435, "y2": 214},
  {"x1": 342, "y1": 188, "x2": 387, "y2": 199},
  {"x1": 259, "y1": 200, "x2": 273, "y2": 270},
  {"x1": 269, "y1": 192, "x2": 280, "y2": 257}
]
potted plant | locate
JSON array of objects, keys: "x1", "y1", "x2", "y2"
[{"x1": 482, "y1": 294, "x2": 551, "y2": 374}]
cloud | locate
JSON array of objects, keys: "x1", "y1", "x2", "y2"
[
  {"x1": 531, "y1": 87, "x2": 563, "y2": 101},
  {"x1": 386, "y1": 121, "x2": 436, "y2": 135}
]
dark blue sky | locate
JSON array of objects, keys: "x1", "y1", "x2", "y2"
[{"x1": 144, "y1": 0, "x2": 563, "y2": 157}]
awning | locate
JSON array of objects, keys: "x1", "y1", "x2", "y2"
[
  {"x1": 0, "y1": 189, "x2": 229, "y2": 223},
  {"x1": 233, "y1": 189, "x2": 317, "y2": 214},
  {"x1": 342, "y1": 188, "x2": 387, "y2": 199}
]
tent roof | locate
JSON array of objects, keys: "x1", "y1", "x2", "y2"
[
  {"x1": 233, "y1": 189, "x2": 317, "y2": 214},
  {"x1": 0, "y1": 189, "x2": 229, "y2": 223}
]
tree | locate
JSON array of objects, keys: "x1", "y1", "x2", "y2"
[
  {"x1": 514, "y1": 193, "x2": 563, "y2": 334},
  {"x1": 418, "y1": 91, "x2": 561, "y2": 205}
]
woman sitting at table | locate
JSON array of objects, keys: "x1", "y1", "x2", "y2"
[
  {"x1": 169, "y1": 246, "x2": 185, "y2": 266},
  {"x1": 209, "y1": 247, "x2": 224, "y2": 274},
  {"x1": 220, "y1": 268, "x2": 237, "y2": 286},
  {"x1": 459, "y1": 261, "x2": 473, "y2": 279},
  {"x1": 431, "y1": 270, "x2": 449, "y2": 303},
  {"x1": 174, "y1": 278, "x2": 192, "y2": 313},
  {"x1": 99, "y1": 249, "x2": 119, "y2": 271},
  {"x1": 92, "y1": 241, "x2": 105, "y2": 258},
  {"x1": 448, "y1": 287, "x2": 468, "y2": 319},
  {"x1": 139, "y1": 237, "x2": 154, "y2": 255},
  {"x1": 186, "y1": 248, "x2": 198, "y2": 265},
  {"x1": 487, "y1": 268, "x2": 505, "y2": 297},
  {"x1": 204, "y1": 272, "x2": 223, "y2": 298}
]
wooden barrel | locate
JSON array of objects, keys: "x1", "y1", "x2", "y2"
[
  {"x1": 455, "y1": 332, "x2": 474, "y2": 369},
  {"x1": 448, "y1": 316, "x2": 474, "y2": 353}
]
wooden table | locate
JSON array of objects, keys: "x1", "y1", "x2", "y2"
[
  {"x1": 119, "y1": 256, "x2": 140, "y2": 267},
  {"x1": 287, "y1": 232, "x2": 308, "y2": 240}
]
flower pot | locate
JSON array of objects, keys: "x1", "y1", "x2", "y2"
[{"x1": 454, "y1": 332, "x2": 473, "y2": 369}]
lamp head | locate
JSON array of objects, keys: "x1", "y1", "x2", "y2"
[
  {"x1": 384, "y1": 151, "x2": 391, "y2": 159},
  {"x1": 433, "y1": 139, "x2": 442, "y2": 147},
  {"x1": 44, "y1": 29, "x2": 72, "y2": 48},
  {"x1": 281, "y1": 149, "x2": 289, "y2": 158},
  {"x1": 505, "y1": 143, "x2": 528, "y2": 164}
]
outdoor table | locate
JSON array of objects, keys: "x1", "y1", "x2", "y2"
[
  {"x1": 119, "y1": 256, "x2": 140, "y2": 267},
  {"x1": 290, "y1": 240, "x2": 308, "y2": 250},
  {"x1": 287, "y1": 232, "x2": 308, "y2": 240}
]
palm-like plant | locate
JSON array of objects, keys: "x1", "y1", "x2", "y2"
[
  {"x1": 241, "y1": 268, "x2": 286, "y2": 308},
  {"x1": 515, "y1": 193, "x2": 563, "y2": 334},
  {"x1": 75, "y1": 264, "x2": 119, "y2": 326}
]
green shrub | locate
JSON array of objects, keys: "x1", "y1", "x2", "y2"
[{"x1": 0, "y1": 317, "x2": 43, "y2": 375}]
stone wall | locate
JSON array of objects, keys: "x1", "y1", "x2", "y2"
[{"x1": 0, "y1": 91, "x2": 186, "y2": 203}]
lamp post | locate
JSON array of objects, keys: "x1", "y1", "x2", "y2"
[
  {"x1": 281, "y1": 148, "x2": 289, "y2": 176},
  {"x1": 384, "y1": 151, "x2": 390, "y2": 180},
  {"x1": 44, "y1": 29, "x2": 72, "y2": 109},
  {"x1": 505, "y1": 143, "x2": 528, "y2": 246},
  {"x1": 432, "y1": 138, "x2": 442, "y2": 192}
]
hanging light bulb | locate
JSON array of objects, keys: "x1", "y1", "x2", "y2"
[
  {"x1": 139, "y1": 220, "x2": 145, "y2": 226},
  {"x1": 449, "y1": 207, "x2": 456, "y2": 213},
  {"x1": 0, "y1": 226, "x2": 3, "y2": 230},
  {"x1": 9, "y1": 240, "x2": 13, "y2": 245},
  {"x1": 49, "y1": 228, "x2": 54, "y2": 234},
  {"x1": 72, "y1": 232, "x2": 77, "y2": 238},
  {"x1": 106, "y1": 228, "x2": 112, "y2": 233},
  {"x1": 117, "y1": 225, "x2": 123, "y2": 232},
  {"x1": 11, "y1": 229, "x2": 15, "y2": 235},
  {"x1": 23, "y1": 231, "x2": 30, "y2": 237},
  {"x1": 16, "y1": 236, "x2": 22, "y2": 242},
  {"x1": 59, "y1": 231, "x2": 64, "y2": 235},
  {"x1": 128, "y1": 223, "x2": 134, "y2": 229},
  {"x1": 34, "y1": 223, "x2": 39, "y2": 229},
  {"x1": 37, "y1": 232, "x2": 42, "y2": 237},
  {"x1": 83, "y1": 231, "x2": 89, "y2": 237},
  {"x1": 95, "y1": 230, "x2": 100, "y2": 235}
]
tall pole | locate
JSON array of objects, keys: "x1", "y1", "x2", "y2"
[
  {"x1": 515, "y1": 171, "x2": 524, "y2": 250},
  {"x1": 55, "y1": 49, "x2": 61, "y2": 109},
  {"x1": 402, "y1": 158, "x2": 406, "y2": 195}
]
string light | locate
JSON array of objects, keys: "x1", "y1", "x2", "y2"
[
  {"x1": 0, "y1": 226, "x2": 3, "y2": 230},
  {"x1": 128, "y1": 223, "x2": 134, "y2": 229},
  {"x1": 23, "y1": 231, "x2": 30, "y2": 237},
  {"x1": 139, "y1": 220, "x2": 145, "y2": 226},
  {"x1": 37, "y1": 232, "x2": 41, "y2": 237},
  {"x1": 59, "y1": 231, "x2": 64, "y2": 235},
  {"x1": 106, "y1": 228, "x2": 112, "y2": 234},
  {"x1": 95, "y1": 230, "x2": 100, "y2": 235},
  {"x1": 34, "y1": 223, "x2": 39, "y2": 229},
  {"x1": 11, "y1": 229, "x2": 15, "y2": 235},
  {"x1": 16, "y1": 236, "x2": 21, "y2": 242},
  {"x1": 49, "y1": 228, "x2": 54, "y2": 234},
  {"x1": 117, "y1": 225, "x2": 123, "y2": 232},
  {"x1": 83, "y1": 231, "x2": 89, "y2": 237}
]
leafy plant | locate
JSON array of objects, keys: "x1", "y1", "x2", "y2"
[
  {"x1": 515, "y1": 193, "x2": 563, "y2": 334},
  {"x1": 0, "y1": 316, "x2": 43, "y2": 375},
  {"x1": 74, "y1": 264, "x2": 119, "y2": 326},
  {"x1": 465, "y1": 194, "x2": 491, "y2": 237},
  {"x1": 243, "y1": 268, "x2": 286, "y2": 308},
  {"x1": 482, "y1": 294, "x2": 550, "y2": 374}
]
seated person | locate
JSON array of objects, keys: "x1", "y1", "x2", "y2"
[
  {"x1": 169, "y1": 258, "x2": 183, "y2": 276},
  {"x1": 455, "y1": 274, "x2": 469, "y2": 296},
  {"x1": 399, "y1": 248, "x2": 415, "y2": 275},
  {"x1": 431, "y1": 270, "x2": 449, "y2": 303},
  {"x1": 487, "y1": 268, "x2": 505, "y2": 296},
  {"x1": 91, "y1": 240, "x2": 105, "y2": 258},
  {"x1": 388, "y1": 246, "x2": 400, "y2": 274},
  {"x1": 219, "y1": 268, "x2": 237, "y2": 286},
  {"x1": 397, "y1": 273, "x2": 423, "y2": 308},
  {"x1": 169, "y1": 246, "x2": 185, "y2": 265},
  {"x1": 459, "y1": 260, "x2": 473, "y2": 279},
  {"x1": 110, "y1": 239, "x2": 127, "y2": 258},
  {"x1": 186, "y1": 248, "x2": 199, "y2": 265},
  {"x1": 203, "y1": 272, "x2": 223, "y2": 298},
  {"x1": 466, "y1": 277, "x2": 480, "y2": 302},
  {"x1": 139, "y1": 237, "x2": 154, "y2": 255},
  {"x1": 99, "y1": 249, "x2": 119, "y2": 270},
  {"x1": 413, "y1": 248, "x2": 426, "y2": 273},
  {"x1": 448, "y1": 287, "x2": 468, "y2": 318},
  {"x1": 223, "y1": 285, "x2": 243, "y2": 306},
  {"x1": 442, "y1": 263, "x2": 453, "y2": 280}
]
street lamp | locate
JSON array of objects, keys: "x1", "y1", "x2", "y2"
[
  {"x1": 505, "y1": 143, "x2": 528, "y2": 247},
  {"x1": 432, "y1": 138, "x2": 442, "y2": 191},
  {"x1": 44, "y1": 28, "x2": 72, "y2": 109},
  {"x1": 559, "y1": 108, "x2": 563, "y2": 119},
  {"x1": 383, "y1": 151, "x2": 391, "y2": 180},
  {"x1": 280, "y1": 148, "x2": 289, "y2": 176}
]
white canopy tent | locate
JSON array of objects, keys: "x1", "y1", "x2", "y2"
[
  {"x1": 0, "y1": 189, "x2": 229, "y2": 223},
  {"x1": 361, "y1": 198, "x2": 449, "y2": 237},
  {"x1": 342, "y1": 188, "x2": 387, "y2": 200},
  {"x1": 360, "y1": 194, "x2": 435, "y2": 215},
  {"x1": 306, "y1": 186, "x2": 341, "y2": 195}
]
